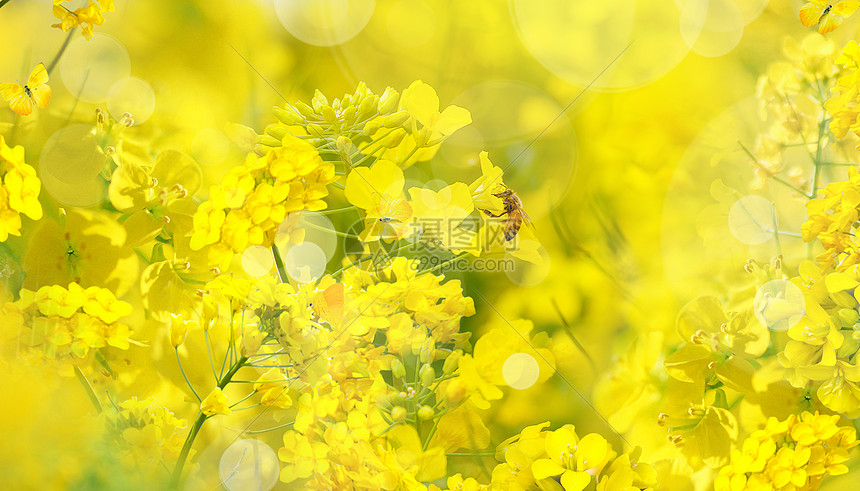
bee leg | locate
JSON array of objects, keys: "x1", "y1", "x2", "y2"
[{"x1": 481, "y1": 209, "x2": 508, "y2": 218}]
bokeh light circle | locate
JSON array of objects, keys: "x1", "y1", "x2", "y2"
[
  {"x1": 241, "y1": 245, "x2": 275, "y2": 277},
  {"x1": 107, "y1": 77, "x2": 156, "y2": 125},
  {"x1": 504, "y1": 243, "x2": 551, "y2": 287},
  {"x1": 728, "y1": 195, "x2": 776, "y2": 246},
  {"x1": 39, "y1": 125, "x2": 105, "y2": 207},
  {"x1": 680, "y1": 0, "x2": 745, "y2": 58},
  {"x1": 510, "y1": 0, "x2": 705, "y2": 90},
  {"x1": 443, "y1": 80, "x2": 578, "y2": 221},
  {"x1": 502, "y1": 352, "x2": 540, "y2": 390},
  {"x1": 274, "y1": 0, "x2": 376, "y2": 47},
  {"x1": 661, "y1": 96, "x2": 810, "y2": 296},
  {"x1": 276, "y1": 211, "x2": 338, "y2": 261},
  {"x1": 60, "y1": 34, "x2": 131, "y2": 104},
  {"x1": 192, "y1": 128, "x2": 231, "y2": 167},
  {"x1": 753, "y1": 279, "x2": 805, "y2": 332},
  {"x1": 283, "y1": 242, "x2": 327, "y2": 283},
  {"x1": 387, "y1": 0, "x2": 436, "y2": 48},
  {"x1": 218, "y1": 439, "x2": 279, "y2": 491}
]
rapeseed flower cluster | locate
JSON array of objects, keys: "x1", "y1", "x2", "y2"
[
  {"x1": 102, "y1": 396, "x2": 188, "y2": 477},
  {"x1": 5, "y1": 1, "x2": 860, "y2": 490},
  {"x1": 0, "y1": 282, "x2": 132, "y2": 376},
  {"x1": 189, "y1": 135, "x2": 336, "y2": 256},
  {"x1": 52, "y1": 0, "x2": 116, "y2": 40},
  {"x1": 715, "y1": 412, "x2": 857, "y2": 490},
  {"x1": 0, "y1": 135, "x2": 41, "y2": 242}
]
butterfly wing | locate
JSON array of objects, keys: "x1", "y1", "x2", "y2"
[
  {"x1": 322, "y1": 283, "x2": 344, "y2": 324},
  {"x1": 819, "y1": 9, "x2": 845, "y2": 33},
  {"x1": 313, "y1": 283, "x2": 344, "y2": 326},
  {"x1": 0, "y1": 83, "x2": 23, "y2": 102},
  {"x1": 27, "y1": 63, "x2": 48, "y2": 89},
  {"x1": 387, "y1": 198, "x2": 412, "y2": 223},
  {"x1": 799, "y1": 2, "x2": 825, "y2": 28},
  {"x1": 29, "y1": 84, "x2": 51, "y2": 109},
  {"x1": 1, "y1": 83, "x2": 32, "y2": 116},
  {"x1": 833, "y1": 1, "x2": 860, "y2": 16}
]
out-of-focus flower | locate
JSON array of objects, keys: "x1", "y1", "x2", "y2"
[
  {"x1": 52, "y1": 0, "x2": 116, "y2": 40},
  {"x1": 0, "y1": 135, "x2": 42, "y2": 241},
  {"x1": 0, "y1": 282, "x2": 132, "y2": 376}
]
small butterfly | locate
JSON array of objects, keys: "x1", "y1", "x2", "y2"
[
  {"x1": 310, "y1": 282, "x2": 345, "y2": 327},
  {"x1": 0, "y1": 63, "x2": 51, "y2": 116},
  {"x1": 800, "y1": 1, "x2": 860, "y2": 34},
  {"x1": 368, "y1": 192, "x2": 412, "y2": 241}
]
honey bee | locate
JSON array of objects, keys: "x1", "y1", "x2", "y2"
[{"x1": 481, "y1": 186, "x2": 533, "y2": 241}]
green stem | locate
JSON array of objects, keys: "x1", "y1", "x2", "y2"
[
  {"x1": 176, "y1": 348, "x2": 202, "y2": 402},
  {"x1": 317, "y1": 206, "x2": 357, "y2": 215},
  {"x1": 245, "y1": 421, "x2": 295, "y2": 434},
  {"x1": 272, "y1": 243, "x2": 288, "y2": 283},
  {"x1": 229, "y1": 391, "x2": 257, "y2": 408},
  {"x1": 204, "y1": 330, "x2": 218, "y2": 382},
  {"x1": 422, "y1": 414, "x2": 443, "y2": 452},
  {"x1": 47, "y1": 28, "x2": 76, "y2": 76},
  {"x1": 74, "y1": 365, "x2": 102, "y2": 414},
  {"x1": 169, "y1": 411, "x2": 207, "y2": 489},
  {"x1": 426, "y1": 253, "x2": 468, "y2": 275},
  {"x1": 169, "y1": 355, "x2": 249, "y2": 488},
  {"x1": 0, "y1": 0, "x2": 11, "y2": 9},
  {"x1": 737, "y1": 141, "x2": 811, "y2": 199}
]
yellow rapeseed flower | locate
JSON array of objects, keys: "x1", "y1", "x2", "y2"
[
  {"x1": 200, "y1": 387, "x2": 231, "y2": 416},
  {"x1": 0, "y1": 135, "x2": 42, "y2": 241}
]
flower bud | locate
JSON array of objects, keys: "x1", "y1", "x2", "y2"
[
  {"x1": 169, "y1": 313, "x2": 197, "y2": 348},
  {"x1": 341, "y1": 105, "x2": 357, "y2": 123},
  {"x1": 419, "y1": 364, "x2": 435, "y2": 388},
  {"x1": 295, "y1": 101, "x2": 317, "y2": 120},
  {"x1": 390, "y1": 406, "x2": 407, "y2": 423},
  {"x1": 391, "y1": 358, "x2": 406, "y2": 379},
  {"x1": 265, "y1": 125, "x2": 289, "y2": 141},
  {"x1": 381, "y1": 129, "x2": 406, "y2": 148},
  {"x1": 443, "y1": 350, "x2": 461, "y2": 374},
  {"x1": 383, "y1": 110, "x2": 410, "y2": 128},
  {"x1": 306, "y1": 123, "x2": 325, "y2": 138},
  {"x1": 378, "y1": 87, "x2": 400, "y2": 114},
  {"x1": 445, "y1": 380, "x2": 465, "y2": 405},
  {"x1": 273, "y1": 105, "x2": 304, "y2": 125},
  {"x1": 417, "y1": 405, "x2": 435, "y2": 421},
  {"x1": 358, "y1": 93, "x2": 377, "y2": 115},
  {"x1": 257, "y1": 135, "x2": 281, "y2": 147},
  {"x1": 389, "y1": 391, "x2": 406, "y2": 406},
  {"x1": 838, "y1": 308, "x2": 859, "y2": 327},
  {"x1": 320, "y1": 105, "x2": 337, "y2": 124},
  {"x1": 336, "y1": 136, "x2": 352, "y2": 154},
  {"x1": 362, "y1": 119, "x2": 382, "y2": 136},
  {"x1": 311, "y1": 89, "x2": 329, "y2": 112}
]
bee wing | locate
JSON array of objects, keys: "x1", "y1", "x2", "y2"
[
  {"x1": 27, "y1": 63, "x2": 49, "y2": 88},
  {"x1": 799, "y1": 2, "x2": 825, "y2": 27},
  {"x1": 521, "y1": 207, "x2": 536, "y2": 229},
  {"x1": 29, "y1": 84, "x2": 51, "y2": 109}
]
